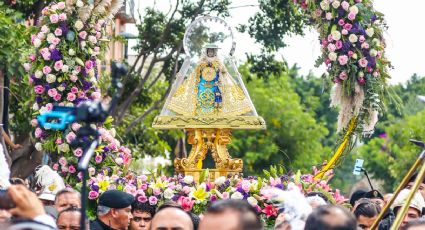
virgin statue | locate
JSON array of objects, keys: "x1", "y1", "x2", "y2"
[{"x1": 167, "y1": 43, "x2": 253, "y2": 117}]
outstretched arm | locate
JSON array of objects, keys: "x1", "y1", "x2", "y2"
[{"x1": 2, "y1": 130, "x2": 22, "y2": 150}]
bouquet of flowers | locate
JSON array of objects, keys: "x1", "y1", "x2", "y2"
[{"x1": 26, "y1": 0, "x2": 131, "y2": 185}]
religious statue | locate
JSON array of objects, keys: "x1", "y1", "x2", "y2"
[{"x1": 167, "y1": 43, "x2": 252, "y2": 117}]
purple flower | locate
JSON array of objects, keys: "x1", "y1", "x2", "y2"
[
  {"x1": 36, "y1": 96, "x2": 43, "y2": 103},
  {"x1": 88, "y1": 191, "x2": 99, "y2": 200},
  {"x1": 50, "y1": 49, "x2": 62, "y2": 61}
]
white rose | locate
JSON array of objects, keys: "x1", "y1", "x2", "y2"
[
  {"x1": 358, "y1": 72, "x2": 364, "y2": 78},
  {"x1": 247, "y1": 197, "x2": 258, "y2": 206},
  {"x1": 352, "y1": 53, "x2": 358, "y2": 59},
  {"x1": 74, "y1": 20, "x2": 84, "y2": 31},
  {"x1": 214, "y1": 176, "x2": 226, "y2": 186},
  {"x1": 372, "y1": 38, "x2": 380, "y2": 46},
  {"x1": 366, "y1": 28, "x2": 374, "y2": 37},
  {"x1": 62, "y1": 65, "x2": 69, "y2": 73},
  {"x1": 331, "y1": 30, "x2": 341, "y2": 40},
  {"x1": 332, "y1": 0, "x2": 340, "y2": 9},
  {"x1": 81, "y1": 41, "x2": 86, "y2": 48},
  {"x1": 76, "y1": 0, "x2": 84, "y2": 7},
  {"x1": 35, "y1": 70, "x2": 43, "y2": 78},
  {"x1": 66, "y1": 102, "x2": 74, "y2": 107},
  {"x1": 231, "y1": 191, "x2": 243, "y2": 200},
  {"x1": 47, "y1": 33, "x2": 55, "y2": 43},
  {"x1": 369, "y1": 49, "x2": 378, "y2": 57},
  {"x1": 176, "y1": 184, "x2": 182, "y2": 191},
  {"x1": 33, "y1": 38, "x2": 41, "y2": 47},
  {"x1": 183, "y1": 176, "x2": 194, "y2": 184},
  {"x1": 39, "y1": 106, "x2": 47, "y2": 114},
  {"x1": 32, "y1": 103, "x2": 39, "y2": 110},
  {"x1": 320, "y1": 0, "x2": 330, "y2": 10},
  {"x1": 349, "y1": 5, "x2": 358, "y2": 14},
  {"x1": 58, "y1": 143, "x2": 70, "y2": 152},
  {"x1": 57, "y1": 85, "x2": 65, "y2": 91},
  {"x1": 69, "y1": 49, "x2": 76, "y2": 56},
  {"x1": 328, "y1": 52, "x2": 337, "y2": 61},
  {"x1": 35, "y1": 142, "x2": 43, "y2": 151},
  {"x1": 110, "y1": 128, "x2": 116, "y2": 137},
  {"x1": 164, "y1": 188, "x2": 174, "y2": 199},
  {"x1": 46, "y1": 74, "x2": 56, "y2": 83},
  {"x1": 348, "y1": 34, "x2": 358, "y2": 43}
]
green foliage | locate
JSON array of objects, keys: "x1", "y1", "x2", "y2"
[{"x1": 230, "y1": 64, "x2": 331, "y2": 174}]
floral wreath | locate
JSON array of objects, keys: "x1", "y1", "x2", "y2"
[{"x1": 292, "y1": 0, "x2": 392, "y2": 177}]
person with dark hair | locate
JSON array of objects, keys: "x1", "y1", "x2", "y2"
[
  {"x1": 406, "y1": 173, "x2": 425, "y2": 200},
  {"x1": 199, "y1": 199, "x2": 262, "y2": 230},
  {"x1": 130, "y1": 199, "x2": 156, "y2": 230},
  {"x1": 352, "y1": 198, "x2": 381, "y2": 230},
  {"x1": 54, "y1": 188, "x2": 81, "y2": 213},
  {"x1": 349, "y1": 190, "x2": 367, "y2": 209},
  {"x1": 364, "y1": 190, "x2": 385, "y2": 208},
  {"x1": 56, "y1": 207, "x2": 82, "y2": 230},
  {"x1": 405, "y1": 219, "x2": 425, "y2": 230},
  {"x1": 150, "y1": 206, "x2": 193, "y2": 230},
  {"x1": 304, "y1": 205, "x2": 357, "y2": 230}
]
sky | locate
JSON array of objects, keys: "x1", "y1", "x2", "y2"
[{"x1": 128, "y1": 0, "x2": 425, "y2": 84}]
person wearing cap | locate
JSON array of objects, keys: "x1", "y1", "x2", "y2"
[
  {"x1": 391, "y1": 189, "x2": 425, "y2": 229},
  {"x1": 364, "y1": 189, "x2": 385, "y2": 208},
  {"x1": 90, "y1": 190, "x2": 135, "y2": 230}
]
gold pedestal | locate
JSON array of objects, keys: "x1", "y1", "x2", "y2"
[{"x1": 174, "y1": 128, "x2": 243, "y2": 181}]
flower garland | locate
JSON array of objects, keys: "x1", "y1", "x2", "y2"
[
  {"x1": 86, "y1": 172, "x2": 345, "y2": 225},
  {"x1": 26, "y1": 0, "x2": 130, "y2": 185},
  {"x1": 293, "y1": 0, "x2": 391, "y2": 134}
]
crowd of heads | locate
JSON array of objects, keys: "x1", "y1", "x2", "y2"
[{"x1": 2, "y1": 168, "x2": 425, "y2": 230}]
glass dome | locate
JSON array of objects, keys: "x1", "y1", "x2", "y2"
[{"x1": 153, "y1": 16, "x2": 265, "y2": 130}]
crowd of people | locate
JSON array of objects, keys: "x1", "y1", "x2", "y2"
[{"x1": 1, "y1": 171, "x2": 425, "y2": 230}]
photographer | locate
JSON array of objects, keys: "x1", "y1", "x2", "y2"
[{"x1": 7, "y1": 184, "x2": 56, "y2": 229}]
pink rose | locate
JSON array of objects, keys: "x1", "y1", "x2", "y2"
[
  {"x1": 41, "y1": 25, "x2": 49, "y2": 33},
  {"x1": 327, "y1": 34, "x2": 333, "y2": 42},
  {"x1": 48, "y1": 88, "x2": 58, "y2": 97},
  {"x1": 42, "y1": 66, "x2": 52, "y2": 75},
  {"x1": 88, "y1": 191, "x2": 99, "y2": 200},
  {"x1": 31, "y1": 119, "x2": 38, "y2": 127},
  {"x1": 94, "y1": 23, "x2": 102, "y2": 32},
  {"x1": 88, "y1": 35, "x2": 97, "y2": 44},
  {"x1": 67, "y1": 92, "x2": 76, "y2": 101},
  {"x1": 325, "y1": 12, "x2": 332, "y2": 20},
  {"x1": 341, "y1": 29, "x2": 348, "y2": 35},
  {"x1": 348, "y1": 12, "x2": 356, "y2": 21},
  {"x1": 72, "y1": 122, "x2": 81, "y2": 131},
  {"x1": 327, "y1": 43, "x2": 336, "y2": 52},
  {"x1": 182, "y1": 186, "x2": 191, "y2": 194},
  {"x1": 148, "y1": 196, "x2": 158, "y2": 205},
  {"x1": 29, "y1": 54, "x2": 36, "y2": 62},
  {"x1": 53, "y1": 163, "x2": 59, "y2": 171},
  {"x1": 153, "y1": 188, "x2": 161, "y2": 196},
  {"x1": 78, "y1": 31, "x2": 87, "y2": 39},
  {"x1": 335, "y1": 40, "x2": 343, "y2": 49},
  {"x1": 34, "y1": 127, "x2": 43, "y2": 138},
  {"x1": 140, "y1": 183, "x2": 148, "y2": 190},
  {"x1": 339, "y1": 72, "x2": 348, "y2": 80},
  {"x1": 57, "y1": 2, "x2": 66, "y2": 9},
  {"x1": 66, "y1": 132, "x2": 76, "y2": 143},
  {"x1": 95, "y1": 154, "x2": 103, "y2": 163},
  {"x1": 361, "y1": 42, "x2": 369, "y2": 49},
  {"x1": 324, "y1": 58, "x2": 331, "y2": 65},
  {"x1": 373, "y1": 71, "x2": 379, "y2": 77},
  {"x1": 85, "y1": 60, "x2": 93, "y2": 69},
  {"x1": 50, "y1": 14, "x2": 59, "y2": 23},
  {"x1": 139, "y1": 175, "x2": 148, "y2": 182},
  {"x1": 74, "y1": 148, "x2": 83, "y2": 157},
  {"x1": 34, "y1": 85, "x2": 45, "y2": 94},
  {"x1": 53, "y1": 94, "x2": 62, "y2": 101},
  {"x1": 338, "y1": 19, "x2": 345, "y2": 26},
  {"x1": 70, "y1": 75, "x2": 78, "y2": 82},
  {"x1": 55, "y1": 138, "x2": 63, "y2": 144},
  {"x1": 52, "y1": 38, "x2": 61, "y2": 45},
  {"x1": 344, "y1": 23, "x2": 352, "y2": 31},
  {"x1": 177, "y1": 196, "x2": 195, "y2": 211},
  {"x1": 222, "y1": 192, "x2": 230, "y2": 200},
  {"x1": 358, "y1": 77, "x2": 366, "y2": 85},
  {"x1": 338, "y1": 55, "x2": 348, "y2": 65},
  {"x1": 358, "y1": 57, "x2": 368, "y2": 67},
  {"x1": 91, "y1": 92, "x2": 101, "y2": 100},
  {"x1": 70, "y1": 87, "x2": 79, "y2": 93},
  {"x1": 58, "y1": 157, "x2": 67, "y2": 166},
  {"x1": 348, "y1": 51, "x2": 354, "y2": 57},
  {"x1": 137, "y1": 195, "x2": 148, "y2": 203},
  {"x1": 23, "y1": 63, "x2": 31, "y2": 72},
  {"x1": 54, "y1": 28, "x2": 62, "y2": 36},
  {"x1": 41, "y1": 7, "x2": 49, "y2": 15},
  {"x1": 58, "y1": 13, "x2": 67, "y2": 21},
  {"x1": 46, "y1": 103, "x2": 53, "y2": 111},
  {"x1": 341, "y1": 1, "x2": 349, "y2": 10},
  {"x1": 69, "y1": 165, "x2": 76, "y2": 173},
  {"x1": 95, "y1": 32, "x2": 102, "y2": 39},
  {"x1": 54, "y1": 60, "x2": 63, "y2": 71}
]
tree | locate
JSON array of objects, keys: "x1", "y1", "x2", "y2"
[{"x1": 229, "y1": 64, "x2": 332, "y2": 174}]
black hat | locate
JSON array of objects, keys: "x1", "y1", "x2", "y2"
[
  {"x1": 364, "y1": 190, "x2": 384, "y2": 200},
  {"x1": 408, "y1": 173, "x2": 425, "y2": 184},
  {"x1": 350, "y1": 189, "x2": 367, "y2": 207},
  {"x1": 99, "y1": 190, "x2": 134, "y2": 209}
]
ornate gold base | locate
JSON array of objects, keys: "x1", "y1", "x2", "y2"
[{"x1": 174, "y1": 128, "x2": 243, "y2": 181}]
